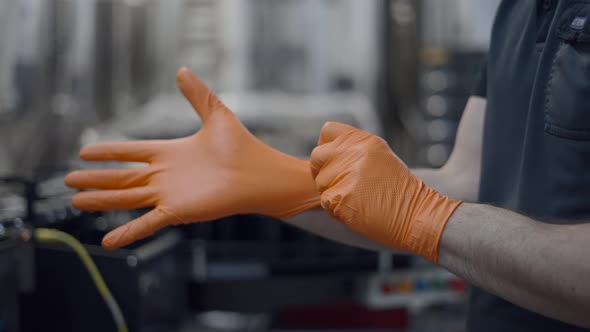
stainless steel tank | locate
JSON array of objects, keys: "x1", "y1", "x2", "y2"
[{"x1": 0, "y1": 0, "x2": 182, "y2": 179}]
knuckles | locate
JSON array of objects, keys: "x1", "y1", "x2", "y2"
[{"x1": 340, "y1": 132, "x2": 389, "y2": 160}]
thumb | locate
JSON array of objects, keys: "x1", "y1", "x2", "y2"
[
  {"x1": 318, "y1": 121, "x2": 357, "y2": 145},
  {"x1": 176, "y1": 67, "x2": 227, "y2": 123}
]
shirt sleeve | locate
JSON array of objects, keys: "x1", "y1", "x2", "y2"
[{"x1": 471, "y1": 56, "x2": 488, "y2": 98}]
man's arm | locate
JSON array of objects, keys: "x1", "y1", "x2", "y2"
[
  {"x1": 283, "y1": 97, "x2": 487, "y2": 249},
  {"x1": 439, "y1": 203, "x2": 590, "y2": 328},
  {"x1": 308, "y1": 114, "x2": 590, "y2": 328},
  {"x1": 414, "y1": 97, "x2": 486, "y2": 201}
]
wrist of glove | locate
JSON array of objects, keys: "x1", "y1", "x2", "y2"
[{"x1": 310, "y1": 122, "x2": 462, "y2": 263}]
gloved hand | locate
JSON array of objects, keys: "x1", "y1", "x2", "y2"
[
  {"x1": 310, "y1": 122, "x2": 462, "y2": 263},
  {"x1": 65, "y1": 68, "x2": 320, "y2": 249}
]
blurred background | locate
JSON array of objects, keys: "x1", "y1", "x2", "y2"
[{"x1": 0, "y1": 0, "x2": 499, "y2": 331}]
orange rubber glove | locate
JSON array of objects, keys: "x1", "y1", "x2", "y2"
[
  {"x1": 65, "y1": 68, "x2": 320, "y2": 249},
  {"x1": 310, "y1": 122, "x2": 462, "y2": 263}
]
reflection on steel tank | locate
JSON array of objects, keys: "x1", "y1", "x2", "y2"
[
  {"x1": 384, "y1": 0, "x2": 500, "y2": 168},
  {"x1": 0, "y1": 0, "x2": 186, "y2": 179}
]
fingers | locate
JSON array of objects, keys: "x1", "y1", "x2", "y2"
[
  {"x1": 320, "y1": 187, "x2": 357, "y2": 231},
  {"x1": 309, "y1": 126, "x2": 373, "y2": 179},
  {"x1": 101, "y1": 207, "x2": 175, "y2": 249},
  {"x1": 318, "y1": 121, "x2": 356, "y2": 145},
  {"x1": 65, "y1": 167, "x2": 157, "y2": 190},
  {"x1": 80, "y1": 140, "x2": 163, "y2": 163},
  {"x1": 313, "y1": 159, "x2": 343, "y2": 193},
  {"x1": 312, "y1": 141, "x2": 362, "y2": 192},
  {"x1": 310, "y1": 142, "x2": 333, "y2": 180},
  {"x1": 310, "y1": 141, "x2": 343, "y2": 180},
  {"x1": 71, "y1": 187, "x2": 157, "y2": 211},
  {"x1": 311, "y1": 121, "x2": 357, "y2": 177},
  {"x1": 176, "y1": 67, "x2": 227, "y2": 123},
  {"x1": 319, "y1": 188, "x2": 343, "y2": 219}
]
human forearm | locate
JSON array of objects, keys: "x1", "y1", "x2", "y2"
[
  {"x1": 281, "y1": 162, "x2": 467, "y2": 252},
  {"x1": 413, "y1": 97, "x2": 485, "y2": 202},
  {"x1": 439, "y1": 203, "x2": 590, "y2": 328},
  {"x1": 282, "y1": 97, "x2": 485, "y2": 250},
  {"x1": 306, "y1": 120, "x2": 590, "y2": 327},
  {"x1": 281, "y1": 96, "x2": 486, "y2": 251},
  {"x1": 413, "y1": 167, "x2": 478, "y2": 202},
  {"x1": 281, "y1": 166, "x2": 472, "y2": 252},
  {"x1": 283, "y1": 208, "x2": 392, "y2": 252}
]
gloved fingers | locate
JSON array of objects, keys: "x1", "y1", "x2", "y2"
[
  {"x1": 311, "y1": 126, "x2": 378, "y2": 179},
  {"x1": 310, "y1": 142, "x2": 337, "y2": 180},
  {"x1": 101, "y1": 207, "x2": 174, "y2": 249},
  {"x1": 312, "y1": 123, "x2": 362, "y2": 178},
  {"x1": 320, "y1": 186, "x2": 361, "y2": 232},
  {"x1": 71, "y1": 187, "x2": 158, "y2": 211},
  {"x1": 318, "y1": 121, "x2": 357, "y2": 145},
  {"x1": 80, "y1": 140, "x2": 164, "y2": 163},
  {"x1": 65, "y1": 167, "x2": 156, "y2": 190},
  {"x1": 320, "y1": 188, "x2": 344, "y2": 220},
  {"x1": 311, "y1": 137, "x2": 356, "y2": 180},
  {"x1": 177, "y1": 67, "x2": 228, "y2": 123},
  {"x1": 313, "y1": 157, "x2": 348, "y2": 193}
]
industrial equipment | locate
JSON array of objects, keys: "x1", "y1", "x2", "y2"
[{"x1": 0, "y1": 0, "x2": 500, "y2": 330}]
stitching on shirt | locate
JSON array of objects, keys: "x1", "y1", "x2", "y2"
[
  {"x1": 544, "y1": 41, "x2": 568, "y2": 125},
  {"x1": 544, "y1": 38, "x2": 590, "y2": 140},
  {"x1": 544, "y1": 122, "x2": 590, "y2": 140}
]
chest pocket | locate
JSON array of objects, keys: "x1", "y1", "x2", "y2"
[{"x1": 546, "y1": 3, "x2": 590, "y2": 140}]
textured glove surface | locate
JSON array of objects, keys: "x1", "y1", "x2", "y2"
[
  {"x1": 66, "y1": 68, "x2": 320, "y2": 249},
  {"x1": 310, "y1": 122, "x2": 462, "y2": 263}
]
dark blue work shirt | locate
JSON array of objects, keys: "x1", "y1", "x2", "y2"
[{"x1": 471, "y1": 0, "x2": 590, "y2": 331}]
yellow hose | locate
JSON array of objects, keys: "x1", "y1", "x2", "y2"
[{"x1": 35, "y1": 228, "x2": 128, "y2": 332}]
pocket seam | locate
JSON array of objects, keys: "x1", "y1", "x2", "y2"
[
  {"x1": 542, "y1": 1, "x2": 590, "y2": 140},
  {"x1": 544, "y1": 122, "x2": 590, "y2": 140},
  {"x1": 543, "y1": 42, "x2": 590, "y2": 140},
  {"x1": 544, "y1": 42, "x2": 565, "y2": 126}
]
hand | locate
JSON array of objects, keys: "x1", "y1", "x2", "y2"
[
  {"x1": 310, "y1": 122, "x2": 461, "y2": 263},
  {"x1": 65, "y1": 68, "x2": 320, "y2": 249}
]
